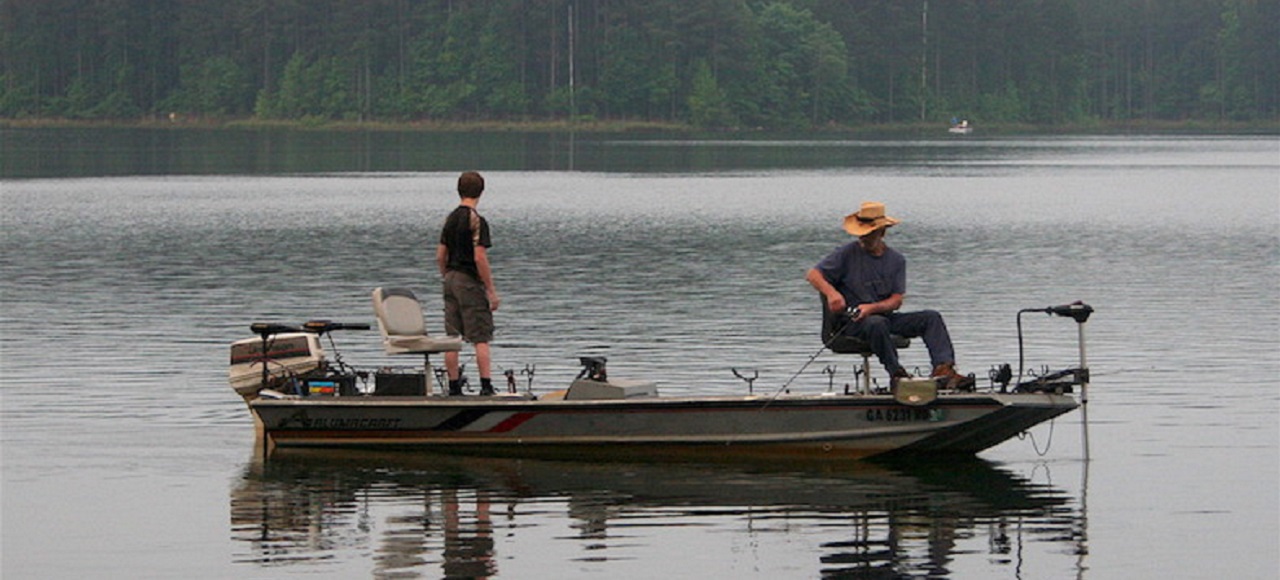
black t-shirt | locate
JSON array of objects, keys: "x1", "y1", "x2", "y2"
[{"x1": 439, "y1": 205, "x2": 492, "y2": 280}]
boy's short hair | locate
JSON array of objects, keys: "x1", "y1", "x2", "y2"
[{"x1": 458, "y1": 171, "x2": 485, "y2": 198}]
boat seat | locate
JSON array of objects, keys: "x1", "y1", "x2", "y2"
[
  {"x1": 821, "y1": 294, "x2": 909, "y2": 393},
  {"x1": 372, "y1": 287, "x2": 463, "y2": 395}
]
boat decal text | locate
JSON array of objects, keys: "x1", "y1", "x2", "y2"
[
  {"x1": 277, "y1": 410, "x2": 401, "y2": 430},
  {"x1": 865, "y1": 408, "x2": 945, "y2": 422}
]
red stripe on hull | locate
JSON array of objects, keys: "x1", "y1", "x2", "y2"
[{"x1": 489, "y1": 412, "x2": 537, "y2": 432}]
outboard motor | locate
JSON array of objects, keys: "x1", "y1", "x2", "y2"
[{"x1": 229, "y1": 324, "x2": 326, "y2": 400}]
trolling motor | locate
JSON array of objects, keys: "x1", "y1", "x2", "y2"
[{"x1": 1004, "y1": 302, "x2": 1094, "y2": 399}]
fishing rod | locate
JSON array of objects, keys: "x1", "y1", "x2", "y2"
[{"x1": 764, "y1": 308, "x2": 862, "y2": 406}]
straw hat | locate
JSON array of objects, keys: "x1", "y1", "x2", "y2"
[{"x1": 843, "y1": 201, "x2": 900, "y2": 236}]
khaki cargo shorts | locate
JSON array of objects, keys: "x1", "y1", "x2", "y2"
[{"x1": 442, "y1": 271, "x2": 494, "y2": 343}]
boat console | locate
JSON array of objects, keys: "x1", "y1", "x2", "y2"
[{"x1": 564, "y1": 357, "x2": 659, "y2": 400}]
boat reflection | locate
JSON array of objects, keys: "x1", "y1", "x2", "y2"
[{"x1": 230, "y1": 449, "x2": 1084, "y2": 577}]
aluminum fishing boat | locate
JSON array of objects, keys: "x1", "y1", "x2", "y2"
[
  {"x1": 229, "y1": 288, "x2": 1091, "y2": 460},
  {"x1": 948, "y1": 119, "x2": 974, "y2": 134}
]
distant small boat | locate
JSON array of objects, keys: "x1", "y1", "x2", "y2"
[
  {"x1": 949, "y1": 119, "x2": 973, "y2": 134},
  {"x1": 229, "y1": 289, "x2": 1091, "y2": 461}
]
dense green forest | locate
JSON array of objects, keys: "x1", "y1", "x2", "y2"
[{"x1": 2, "y1": 0, "x2": 1276, "y2": 129}]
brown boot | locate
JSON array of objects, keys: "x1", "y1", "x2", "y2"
[
  {"x1": 932, "y1": 363, "x2": 976, "y2": 391},
  {"x1": 890, "y1": 367, "x2": 912, "y2": 389}
]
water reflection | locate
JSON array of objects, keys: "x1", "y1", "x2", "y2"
[{"x1": 231, "y1": 450, "x2": 1085, "y2": 577}]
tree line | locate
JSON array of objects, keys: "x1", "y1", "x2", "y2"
[{"x1": 2, "y1": 0, "x2": 1276, "y2": 129}]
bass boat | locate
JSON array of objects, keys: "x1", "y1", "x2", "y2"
[{"x1": 229, "y1": 288, "x2": 1092, "y2": 460}]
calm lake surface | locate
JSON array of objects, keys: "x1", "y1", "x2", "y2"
[{"x1": 2, "y1": 129, "x2": 1277, "y2": 579}]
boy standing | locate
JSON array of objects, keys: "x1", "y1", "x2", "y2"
[{"x1": 437, "y1": 171, "x2": 500, "y2": 396}]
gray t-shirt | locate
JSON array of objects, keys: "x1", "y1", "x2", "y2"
[{"x1": 815, "y1": 241, "x2": 907, "y2": 307}]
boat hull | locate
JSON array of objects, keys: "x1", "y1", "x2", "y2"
[{"x1": 248, "y1": 393, "x2": 1077, "y2": 460}]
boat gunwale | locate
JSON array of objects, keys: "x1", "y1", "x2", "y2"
[{"x1": 248, "y1": 392, "x2": 1077, "y2": 411}]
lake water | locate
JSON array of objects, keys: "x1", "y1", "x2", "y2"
[{"x1": 2, "y1": 130, "x2": 1277, "y2": 578}]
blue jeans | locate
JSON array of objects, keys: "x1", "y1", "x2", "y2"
[{"x1": 844, "y1": 309, "x2": 955, "y2": 375}]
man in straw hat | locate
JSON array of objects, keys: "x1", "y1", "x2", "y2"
[{"x1": 806, "y1": 201, "x2": 975, "y2": 390}]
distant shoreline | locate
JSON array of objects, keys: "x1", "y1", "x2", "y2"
[{"x1": 3, "y1": 116, "x2": 1277, "y2": 136}]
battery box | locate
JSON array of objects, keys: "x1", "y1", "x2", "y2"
[
  {"x1": 374, "y1": 371, "x2": 426, "y2": 396},
  {"x1": 302, "y1": 376, "x2": 358, "y2": 397}
]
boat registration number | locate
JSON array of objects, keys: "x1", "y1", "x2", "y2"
[{"x1": 865, "y1": 408, "x2": 945, "y2": 422}]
